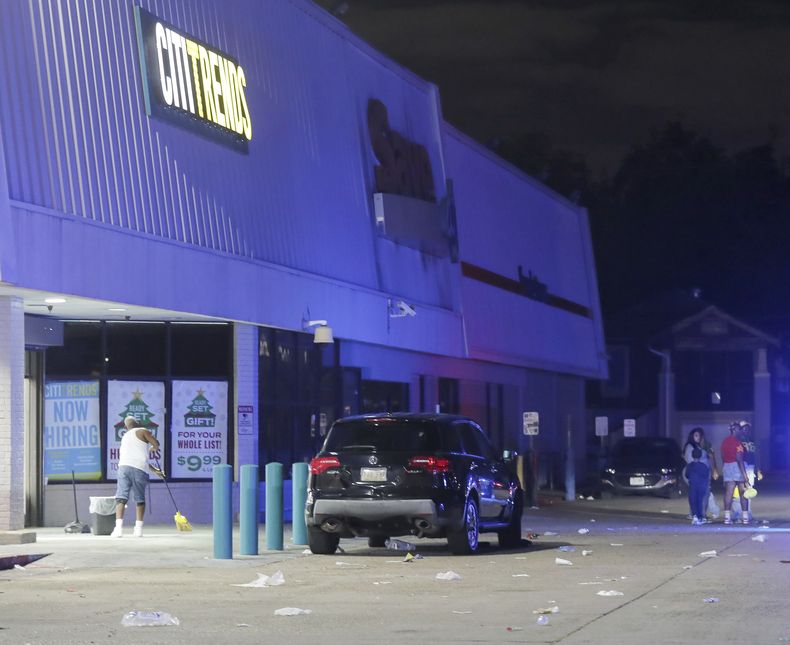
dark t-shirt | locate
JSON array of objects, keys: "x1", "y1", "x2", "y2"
[{"x1": 739, "y1": 427, "x2": 757, "y2": 466}]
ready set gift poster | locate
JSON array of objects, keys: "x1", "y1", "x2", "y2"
[
  {"x1": 43, "y1": 380, "x2": 101, "y2": 481},
  {"x1": 106, "y1": 381, "x2": 165, "y2": 480},
  {"x1": 171, "y1": 380, "x2": 228, "y2": 478}
]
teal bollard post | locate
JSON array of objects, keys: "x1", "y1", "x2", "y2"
[
  {"x1": 240, "y1": 464, "x2": 259, "y2": 555},
  {"x1": 265, "y1": 462, "x2": 284, "y2": 550},
  {"x1": 291, "y1": 462, "x2": 309, "y2": 545},
  {"x1": 212, "y1": 464, "x2": 232, "y2": 559}
]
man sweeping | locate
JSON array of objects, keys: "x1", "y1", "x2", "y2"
[{"x1": 111, "y1": 416, "x2": 163, "y2": 538}]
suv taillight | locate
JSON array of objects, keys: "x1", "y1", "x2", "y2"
[
  {"x1": 407, "y1": 456, "x2": 451, "y2": 474},
  {"x1": 309, "y1": 455, "x2": 341, "y2": 474}
]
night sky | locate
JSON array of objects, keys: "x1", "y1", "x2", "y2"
[
  {"x1": 315, "y1": 0, "x2": 790, "y2": 174},
  {"x1": 315, "y1": 0, "x2": 790, "y2": 326}
]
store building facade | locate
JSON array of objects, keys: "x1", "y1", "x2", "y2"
[{"x1": 0, "y1": 0, "x2": 606, "y2": 530}]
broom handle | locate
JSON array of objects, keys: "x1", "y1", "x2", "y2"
[
  {"x1": 154, "y1": 459, "x2": 180, "y2": 511},
  {"x1": 71, "y1": 470, "x2": 80, "y2": 522}
]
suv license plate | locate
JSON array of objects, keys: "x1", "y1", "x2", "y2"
[
  {"x1": 361, "y1": 467, "x2": 387, "y2": 482},
  {"x1": 629, "y1": 476, "x2": 645, "y2": 486}
]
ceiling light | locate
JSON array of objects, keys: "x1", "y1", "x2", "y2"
[
  {"x1": 108, "y1": 307, "x2": 127, "y2": 312},
  {"x1": 44, "y1": 297, "x2": 66, "y2": 304}
]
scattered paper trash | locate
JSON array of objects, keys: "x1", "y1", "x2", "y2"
[
  {"x1": 578, "y1": 528, "x2": 590, "y2": 534},
  {"x1": 597, "y1": 590, "x2": 624, "y2": 597},
  {"x1": 698, "y1": 550, "x2": 718, "y2": 558},
  {"x1": 232, "y1": 571, "x2": 285, "y2": 588},
  {"x1": 590, "y1": 519, "x2": 596, "y2": 522},
  {"x1": 751, "y1": 534, "x2": 767, "y2": 543},
  {"x1": 582, "y1": 550, "x2": 593, "y2": 556},
  {"x1": 533, "y1": 606, "x2": 559, "y2": 615},
  {"x1": 506, "y1": 626, "x2": 523, "y2": 631},
  {"x1": 403, "y1": 552, "x2": 424, "y2": 562},
  {"x1": 660, "y1": 510, "x2": 669, "y2": 514},
  {"x1": 236, "y1": 623, "x2": 252, "y2": 628},
  {"x1": 529, "y1": 506, "x2": 540, "y2": 510},
  {"x1": 452, "y1": 611, "x2": 471, "y2": 614},
  {"x1": 703, "y1": 597, "x2": 720, "y2": 603},
  {"x1": 586, "y1": 496, "x2": 595, "y2": 501},
  {"x1": 683, "y1": 565, "x2": 693, "y2": 570},
  {"x1": 543, "y1": 531, "x2": 558, "y2": 536},
  {"x1": 555, "y1": 558, "x2": 572, "y2": 566},
  {"x1": 274, "y1": 607, "x2": 312, "y2": 617},
  {"x1": 578, "y1": 582, "x2": 604, "y2": 585},
  {"x1": 436, "y1": 571, "x2": 462, "y2": 581},
  {"x1": 302, "y1": 549, "x2": 312, "y2": 554},
  {"x1": 373, "y1": 581, "x2": 393, "y2": 585},
  {"x1": 558, "y1": 546, "x2": 576, "y2": 552},
  {"x1": 121, "y1": 611, "x2": 180, "y2": 627},
  {"x1": 512, "y1": 573, "x2": 530, "y2": 577},
  {"x1": 536, "y1": 615, "x2": 550, "y2": 626},
  {"x1": 728, "y1": 554, "x2": 749, "y2": 557},
  {"x1": 610, "y1": 543, "x2": 624, "y2": 547}
]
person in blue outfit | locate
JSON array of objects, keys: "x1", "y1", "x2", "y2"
[{"x1": 686, "y1": 447, "x2": 710, "y2": 525}]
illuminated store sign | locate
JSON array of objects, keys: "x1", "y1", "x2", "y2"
[{"x1": 134, "y1": 7, "x2": 251, "y2": 150}]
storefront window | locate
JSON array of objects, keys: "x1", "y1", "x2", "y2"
[
  {"x1": 106, "y1": 322, "x2": 166, "y2": 377},
  {"x1": 46, "y1": 322, "x2": 103, "y2": 377}
]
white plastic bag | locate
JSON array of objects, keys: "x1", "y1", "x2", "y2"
[
  {"x1": 707, "y1": 492, "x2": 720, "y2": 519},
  {"x1": 89, "y1": 496, "x2": 117, "y2": 515}
]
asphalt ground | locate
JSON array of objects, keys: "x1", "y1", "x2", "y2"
[{"x1": 1, "y1": 481, "x2": 789, "y2": 644}]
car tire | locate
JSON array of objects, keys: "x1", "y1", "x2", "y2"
[
  {"x1": 367, "y1": 535, "x2": 388, "y2": 548},
  {"x1": 308, "y1": 526, "x2": 340, "y2": 555},
  {"x1": 447, "y1": 496, "x2": 480, "y2": 555},
  {"x1": 497, "y1": 490, "x2": 523, "y2": 549}
]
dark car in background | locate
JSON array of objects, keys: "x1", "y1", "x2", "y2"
[
  {"x1": 305, "y1": 413, "x2": 523, "y2": 555},
  {"x1": 601, "y1": 437, "x2": 686, "y2": 498}
]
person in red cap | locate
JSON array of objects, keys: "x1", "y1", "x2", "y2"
[{"x1": 720, "y1": 421, "x2": 752, "y2": 525}]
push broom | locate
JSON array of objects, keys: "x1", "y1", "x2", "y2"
[{"x1": 154, "y1": 460, "x2": 192, "y2": 531}]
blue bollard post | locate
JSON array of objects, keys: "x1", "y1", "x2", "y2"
[
  {"x1": 265, "y1": 462, "x2": 284, "y2": 550},
  {"x1": 240, "y1": 464, "x2": 259, "y2": 555},
  {"x1": 212, "y1": 464, "x2": 232, "y2": 559},
  {"x1": 291, "y1": 462, "x2": 309, "y2": 545}
]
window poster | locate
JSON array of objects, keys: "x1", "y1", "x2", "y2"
[
  {"x1": 106, "y1": 381, "x2": 165, "y2": 480},
  {"x1": 171, "y1": 380, "x2": 228, "y2": 478},
  {"x1": 43, "y1": 381, "x2": 101, "y2": 481}
]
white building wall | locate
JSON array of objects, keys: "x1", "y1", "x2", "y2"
[{"x1": 0, "y1": 296, "x2": 25, "y2": 530}]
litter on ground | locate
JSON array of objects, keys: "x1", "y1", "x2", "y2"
[
  {"x1": 232, "y1": 571, "x2": 285, "y2": 588},
  {"x1": 703, "y1": 597, "x2": 720, "y2": 603},
  {"x1": 436, "y1": 571, "x2": 462, "y2": 581},
  {"x1": 274, "y1": 607, "x2": 312, "y2": 616},
  {"x1": 582, "y1": 550, "x2": 593, "y2": 556},
  {"x1": 555, "y1": 558, "x2": 573, "y2": 566},
  {"x1": 578, "y1": 528, "x2": 590, "y2": 534},
  {"x1": 533, "y1": 606, "x2": 559, "y2": 615},
  {"x1": 699, "y1": 550, "x2": 718, "y2": 557},
  {"x1": 752, "y1": 534, "x2": 767, "y2": 542},
  {"x1": 558, "y1": 546, "x2": 576, "y2": 552},
  {"x1": 597, "y1": 590, "x2": 624, "y2": 597},
  {"x1": 536, "y1": 615, "x2": 550, "y2": 626},
  {"x1": 543, "y1": 531, "x2": 559, "y2": 536}
]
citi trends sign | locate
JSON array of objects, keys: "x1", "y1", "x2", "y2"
[{"x1": 134, "y1": 7, "x2": 251, "y2": 151}]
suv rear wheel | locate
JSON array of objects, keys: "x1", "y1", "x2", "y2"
[
  {"x1": 497, "y1": 490, "x2": 523, "y2": 549},
  {"x1": 447, "y1": 497, "x2": 479, "y2": 555},
  {"x1": 308, "y1": 526, "x2": 340, "y2": 554}
]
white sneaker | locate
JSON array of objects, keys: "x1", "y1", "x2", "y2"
[
  {"x1": 133, "y1": 526, "x2": 143, "y2": 537},
  {"x1": 110, "y1": 526, "x2": 123, "y2": 538}
]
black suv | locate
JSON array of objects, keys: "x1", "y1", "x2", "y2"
[
  {"x1": 305, "y1": 413, "x2": 523, "y2": 555},
  {"x1": 600, "y1": 437, "x2": 686, "y2": 498}
]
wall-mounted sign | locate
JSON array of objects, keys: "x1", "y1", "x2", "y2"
[
  {"x1": 106, "y1": 381, "x2": 165, "y2": 480},
  {"x1": 134, "y1": 7, "x2": 251, "y2": 151},
  {"x1": 237, "y1": 405, "x2": 254, "y2": 436},
  {"x1": 595, "y1": 416, "x2": 609, "y2": 437},
  {"x1": 171, "y1": 380, "x2": 228, "y2": 478},
  {"x1": 43, "y1": 381, "x2": 101, "y2": 481},
  {"x1": 624, "y1": 418, "x2": 636, "y2": 437},
  {"x1": 523, "y1": 411, "x2": 539, "y2": 436}
]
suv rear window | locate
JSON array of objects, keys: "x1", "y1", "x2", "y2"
[{"x1": 324, "y1": 420, "x2": 441, "y2": 452}]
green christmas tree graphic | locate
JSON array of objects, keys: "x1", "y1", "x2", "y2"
[
  {"x1": 114, "y1": 390, "x2": 159, "y2": 440},
  {"x1": 184, "y1": 389, "x2": 216, "y2": 428}
]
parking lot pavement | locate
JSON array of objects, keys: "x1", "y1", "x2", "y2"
[{"x1": 2, "y1": 489, "x2": 789, "y2": 644}]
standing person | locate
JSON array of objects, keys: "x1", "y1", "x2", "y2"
[
  {"x1": 682, "y1": 427, "x2": 720, "y2": 519},
  {"x1": 686, "y1": 447, "x2": 710, "y2": 525},
  {"x1": 738, "y1": 420, "x2": 762, "y2": 523},
  {"x1": 720, "y1": 421, "x2": 752, "y2": 525},
  {"x1": 111, "y1": 416, "x2": 163, "y2": 537}
]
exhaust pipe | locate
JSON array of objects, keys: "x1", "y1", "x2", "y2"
[
  {"x1": 321, "y1": 518, "x2": 343, "y2": 533},
  {"x1": 414, "y1": 518, "x2": 432, "y2": 531}
]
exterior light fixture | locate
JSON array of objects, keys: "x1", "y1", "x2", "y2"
[{"x1": 302, "y1": 314, "x2": 334, "y2": 344}]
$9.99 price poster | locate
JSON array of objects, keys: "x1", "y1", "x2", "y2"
[{"x1": 171, "y1": 380, "x2": 228, "y2": 478}]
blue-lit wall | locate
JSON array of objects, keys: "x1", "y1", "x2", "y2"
[{"x1": 0, "y1": 0, "x2": 605, "y2": 378}]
